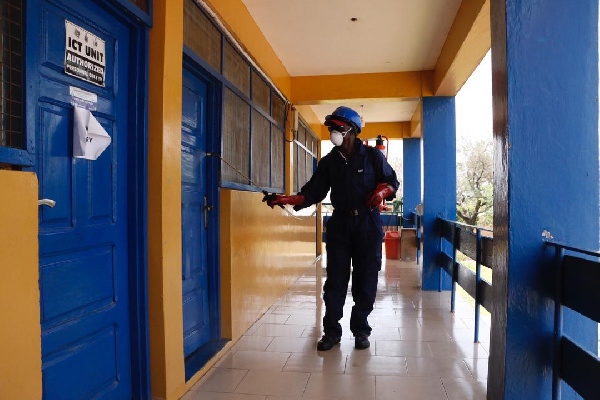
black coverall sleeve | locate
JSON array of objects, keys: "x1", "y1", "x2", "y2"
[
  {"x1": 373, "y1": 150, "x2": 400, "y2": 201},
  {"x1": 297, "y1": 156, "x2": 331, "y2": 209}
]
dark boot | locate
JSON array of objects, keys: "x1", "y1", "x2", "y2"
[
  {"x1": 354, "y1": 334, "x2": 370, "y2": 350},
  {"x1": 317, "y1": 335, "x2": 341, "y2": 351}
]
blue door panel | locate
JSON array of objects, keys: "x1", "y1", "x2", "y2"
[
  {"x1": 29, "y1": 0, "x2": 134, "y2": 398},
  {"x1": 181, "y1": 68, "x2": 212, "y2": 358}
]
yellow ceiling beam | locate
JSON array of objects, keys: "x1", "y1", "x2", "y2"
[
  {"x1": 290, "y1": 72, "x2": 427, "y2": 104},
  {"x1": 361, "y1": 122, "x2": 411, "y2": 140},
  {"x1": 432, "y1": 0, "x2": 491, "y2": 96},
  {"x1": 410, "y1": 101, "x2": 423, "y2": 138}
]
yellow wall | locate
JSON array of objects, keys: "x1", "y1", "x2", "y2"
[
  {"x1": 147, "y1": 0, "x2": 186, "y2": 398},
  {"x1": 220, "y1": 190, "x2": 317, "y2": 339},
  {"x1": 0, "y1": 170, "x2": 41, "y2": 400}
]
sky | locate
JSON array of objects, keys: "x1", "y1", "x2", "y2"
[{"x1": 456, "y1": 51, "x2": 493, "y2": 145}]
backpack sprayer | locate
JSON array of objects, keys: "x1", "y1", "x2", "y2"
[
  {"x1": 206, "y1": 152, "x2": 315, "y2": 219},
  {"x1": 362, "y1": 135, "x2": 391, "y2": 211}
]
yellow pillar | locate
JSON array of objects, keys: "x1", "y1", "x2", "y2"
[
  {"x1": 147, "y1": 0, "x2": 185, "y2": 398},
  {"x1": 0, "y1": 170, "x2": 41, "y2": 400}
]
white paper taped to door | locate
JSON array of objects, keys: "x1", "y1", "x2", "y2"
[{"x1": 73, "y1": 106, "x2": 111, "y2": 160}]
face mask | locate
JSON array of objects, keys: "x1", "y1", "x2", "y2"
[{"x1": 330, "y1": 130, "x2": 344, "y2": 146}]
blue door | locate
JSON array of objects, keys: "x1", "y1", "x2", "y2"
[
  {"x1": 28, "y1": 0, "x2": 135, "y2": 398},
  {"x1": 181, "y1": 67, "x2": 212, "y2": 357}
]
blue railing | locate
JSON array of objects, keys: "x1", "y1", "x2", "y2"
[
  {"x1": 545, "y1": 241, "x2": 600, "y2": 400},
  {"x1": 438, "y1": 218, "x2": 493, "y2": 343}
]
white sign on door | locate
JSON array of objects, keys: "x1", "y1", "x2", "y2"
[{"x1": 64, "y1": 20, "x2": 106, "y2": 87}]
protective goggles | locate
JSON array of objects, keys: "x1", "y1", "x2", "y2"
[{"x1": 327, "y1": 124, "x2": 353, "y2": 134}]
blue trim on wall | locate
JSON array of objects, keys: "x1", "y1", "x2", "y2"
[
  {"x1": 402, "y1": 138, "x2": 421, "y2": 228},
  {"x1": 0, "y1": 147, "x2": 34, "y2": 166},
  {"x1": 422, "y1": 97, "x2": 456, "y2": 291}
]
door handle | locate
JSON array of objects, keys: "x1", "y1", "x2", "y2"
[
  {"x1": 203, "y1": 196, "x2": 213, "y2": 229},
  {"x1": 38, "y1": 199, "x2": 56, "y2": 208}
]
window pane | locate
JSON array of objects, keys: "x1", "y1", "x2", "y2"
[
  {"x1": 251, "y1": 110, "x2": 270, "y2": 188},
  {"x1": 306, "y1": 151, "x2": 313, "y2": 184},
  {"x1": 297, "y1": 125, "x2": 305, "y2": 147},
  {"x1": 184, "y1": 0, "x2": 221, "y2": 72},
  {"x1": 298, "y1": 147, "x2": 306, "y2": 190},
  {"x1": 224, "y1": 41, "x2": 250, "y2": 97},
  {"x1": 0, "y1": 0, "x2": 23, "y2": 149},
  {"x1": 252, "y1": 71, "x2": 270, "y2": 113},
  {"x1": 271, "y1": 94, "x2": 285, "y2": 127},
  {"x1": 223, "y1": 88, "x2": 250, "y2": 184},
  {"x1": 293, "y1": 143, "x2": 299, "y2": 193},
  {"x1": 271, "y1": 126, "x2": 284, "y2": 192}
]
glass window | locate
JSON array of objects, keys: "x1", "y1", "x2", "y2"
[
  {"x1": 222, "y1": 88, "x2": 250, "y2": 184},
  {"x1": 271, "y1": 126, "x2": 284, "y2": 191},
  {"x1": 184, "y1": 0, "x2": 222, "y2": 72},
  {"x1": 252, "y1": 71, "x2": 270, "y2": 114},
  {"x1": 0, "y1": 0, "x2": 23, "y2": 149},
  {"x1": 251, "y1": 110, "x2": 270, "y2": 188},
  {"x1": 223, "y1": 41, "x2": 250, "y2": 97}
]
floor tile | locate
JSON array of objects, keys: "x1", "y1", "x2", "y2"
[
  {"x1": 234, "y1": 370, "x2": 309, "y2": 397},
  {"x1": 189, "y1": 368, "x2": 248, "y2": 393},
  {"x1": 428, "y1": 341, "x2": 489, "y2": 359},
  {"x1": 375, "y1": 376, "x2": 447, "y2": 400},
  {"x1": 181, "y1": 392, "x2": 265, "y2": 400},
  {"x1": 406, "y1": 357, "x2": 473, "y2": 378},
  {"x1": 252, "y1": 323, "x2": 307, "y2": 337},
  {"x1": 442, "y1": 378, "x2": 488, "y2": 400},
  {"x1": 265, "y1": 336, "x2": 316, "y2": 353},
  {"x1": 232, "y1": 336, "x2": 274, "y2": 352},
  {"x1": 375, "y1": 340, "x2": 433, "y2": 358},
  {"x1": 283, "y1": 352, "x2": 347, "y2": 374},
  {"x1": 303, "y1": 373, "x2": 375, "y2": 399},
  {"x1": 180, "y1": 253, "x2": 487, "y2": 399},
  {"x1": 345, "y1": 353, "x2": 408, "y2": 376},
  {"x1": 216, "y1": 351, "x2": 290, "y2": 371},
  {"x1": 464, "y1": 358, "x2": 489, "y2": 379}
]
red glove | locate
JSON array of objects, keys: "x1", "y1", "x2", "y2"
[
  {"x1": 263, "y1": 194, "x2": 305, "y2": 209},
  {"x1": 366, "y1": 183, "x2": 394, "y2": 209}
]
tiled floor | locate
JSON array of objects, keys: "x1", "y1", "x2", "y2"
[{"x1": 182, "y1": 250, "x2": 490, "y2": 400}]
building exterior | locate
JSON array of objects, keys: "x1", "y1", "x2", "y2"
[{"x1": 0, "y1": 0, "x2": 598, "y2": 399}]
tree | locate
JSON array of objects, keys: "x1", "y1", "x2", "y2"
[{"x1": 456, "y1": 140, "x2": 493, "y2": 227}]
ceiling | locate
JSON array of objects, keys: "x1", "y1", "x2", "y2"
[
  {"x1": 242, "y1": 0, "x2": 462, "y2": 124},
  {"x1": 242, "y1": 0, "x2": 462, "y2": 77},
  {"x1": 310, "y1": 99, "x2": 420, "y2": 124}
]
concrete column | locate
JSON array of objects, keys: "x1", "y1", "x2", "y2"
[
  {"x1": 489, "y1": 0, "x2": 599, "y2": 398},
  {"x1": 402, "y1": 138, "x2": 421, "y2": 228},
  {"x1": 422, "y1": 97, "x2": 456, "y2": 291}
]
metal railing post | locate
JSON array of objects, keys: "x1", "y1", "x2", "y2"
[
  {"x1": 474, "y1": 228, "x2": 482, "y2": 343},
  {"x1": 552, "y1": 247, "x2": 564, "y2": 400},
  {"x1": 450, "y1": 224, "x2": 459, "y2": 312}
]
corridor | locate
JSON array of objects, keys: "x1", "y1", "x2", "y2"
[{"x1": 181, "y1": 251, "x2": 489, "y2": 399}]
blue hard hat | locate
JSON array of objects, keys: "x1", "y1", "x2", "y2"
[{"x1": 325, "y1": 106, "x2": 362, "y2": 134}]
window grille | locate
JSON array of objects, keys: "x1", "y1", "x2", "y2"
[
  {"x1": 223, "y1": 41, "x2": 250, "y2": 97},
  {"x1": 184, "y1": 0, "x2": 221, "y2": 72},
  {"x1": 271, "y1": 126, "x2": 284, "y2": 190},
  {"x1": 0, "y1": 0, "x2": 23, "y2": 149},
  {"x1": 183, "y1": 1, "x2": 287, "y2": 193},
  {"x1": 251, "y1": 110, "x2": 270, "y2": 188},
  {"x1": 222, "y1": 88, "x2": 250, "y2": 184},
  {"x1": 294, "y1": 119, "x2": 318, "y2": 192},
  {"x1": 251, "y1": 71, "x2": 270, "y2": 114}
]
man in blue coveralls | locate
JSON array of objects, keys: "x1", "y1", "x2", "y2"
[{"x1": 264, "y1": 106, "x2": 399, "y2": 351}]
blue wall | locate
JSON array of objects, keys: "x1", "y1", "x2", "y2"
[
  {"x1": 402, "y1": 138, "x2": 421, "y2": 228},
  {"x1": 422, "y1": 97, "x2": 456, "y2": 291},
  {"x1": 489, "y1": 0, "x2": 599, "y2": 398}
]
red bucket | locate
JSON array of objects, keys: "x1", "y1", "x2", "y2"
[{"x1": 384, "y1": 231, "x2": 401, "y2": 259}]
